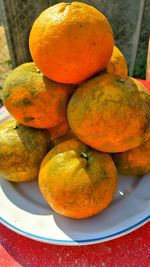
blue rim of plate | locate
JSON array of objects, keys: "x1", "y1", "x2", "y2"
[{"x1": 0, "y1": 215, "x2": 150, "y2": 245}]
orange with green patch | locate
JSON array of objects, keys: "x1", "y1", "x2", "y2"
[
  {"x1": 67, "y1": 73, "x2": 150, "y2": 153},
  {"x1": 39, "y1": 138, "x2": 117, "y2": 219},
  {"x1": 2, "y1": 62, "x2": 75, "y2": 128},
  {"x1": 0, "y1": 120, "x2": 53, "y2": 182}
]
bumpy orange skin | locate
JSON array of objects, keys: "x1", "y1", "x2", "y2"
[
  {"x1": 2, "y1": 63, "x2": 75, "y2": 128},
  {"x1": 67, "y1": 73, "x2": 150, "y2": 153},
  {"x1": 0, "y1": 120, "x2": 53, "y2": 182},
  {"x1": 106, "y1": 45, "x2": 128, "y2": 76},
  {"x1": 39, "y1": 139, "x2": 117, "y2": 219},
  {"x1": 113, "y1": 137, "x2": 150, "y2": 176},
  {"x1": 29, "y1": 2, "x2": 114, "y2": 84}
]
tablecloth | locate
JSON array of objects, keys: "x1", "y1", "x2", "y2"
[{"x1": 0, "y1": 222, "x2": 150, "y2": 267}]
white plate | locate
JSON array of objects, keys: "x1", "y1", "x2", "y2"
[
  {"x1": 0, "y1": 106, "x2": 11, "y2": 123},
  {"x1": 0, "y1": 107, "x2": 150, "y2": 246}
]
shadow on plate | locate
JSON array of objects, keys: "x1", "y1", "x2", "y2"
[{"x1": 0, "y1": 178, "x2": 52, "y2": 215}]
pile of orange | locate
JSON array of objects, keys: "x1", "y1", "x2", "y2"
[{"x1": 1, "y1": 2, "x2": 150, "y2": 219}]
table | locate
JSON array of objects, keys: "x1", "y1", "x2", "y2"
[
  {"x1": 0, "y1": 222, "x2": 150, "y2": 267},
  {"x1": 0, "y1": 79, "x2": 150, "y2": 267}
]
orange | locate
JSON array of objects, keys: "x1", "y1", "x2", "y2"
[
  {"x1": 113, "y1": 137, "x2": 150, "y2": 176},
  {"x1": 47, "y1": 119, "x2": 70, "y2": 140},
  {"x1": 106, "y1": 45, "x2": 128, "y2": 76},
  {"x1": 29, "y1": 2, "x2": 114, "y2": 84},
  {"x1": 67, "y1": 73, "x2": 150, "y2": 153},
  {"x1": 39, "y1": 138, "x2": 117, "y2": 219},
  {"x1": 0, "y1": 120, "x2": 53, "y2": 182},
  {"x1": 53, "y1": 130, "x2": 76, "y2": 145},
  {"x1": 47, "y1": 119, "x2": 77, "y2": 145},
  {"x1": 2, "y1": 62, "x2": 75, "y2": 128}
]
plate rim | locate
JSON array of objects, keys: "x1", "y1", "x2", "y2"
[{"x1": 0, "y1": 215, "x2": 149, "y2": 246}]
